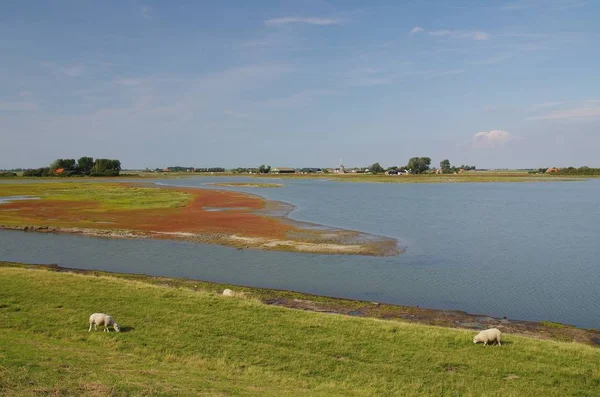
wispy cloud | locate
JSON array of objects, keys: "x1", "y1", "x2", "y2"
[
  {"x1": 223, "y1": 109, "x2": 254, "y2": 120},
  {"x1": 429, "y1": 30, "x2": 490, "y2": 40},
  {"x1": 264, "y1": 17, "x2": 342, "y2": 27},
  {"x1": 346, "y1": 68, "x2": 465, "y2": 87},
  {"x1": 62, "y1": 65, "x2": 85, "y2": 77},
  {"x1": 140, "y1": 6, "x2": 152, "y2": 20},
  {"x1": 43, "y1": 62, "x2": 86, "y2": 77},
  {"x1": 469, "y1": 54, "x2": 513, "y2": 65},
  {"x1": 472, "y1": 130, "x2": 515, "y2": 148},
  {"x1": 0, "y1": 100, "x2": 38, "y2": 112},
  {"x1": 258, "y1": 89, "x2": 335, "y2": 109},
  {"x1": 115, "y1": 78, "x2": 146, "y2": 87},
  {"x1": 527, "y1": 101, "x2": 600, "y2": 120},
  {"x1": 528, "y1": 101, "x2": 565, "y2": 111},
  {"x1": 410, "y1": 26, "x2": 424, "y2": 35},
  {"x1": 501, "y1": 0, "x2": 586, "y2": 11}
]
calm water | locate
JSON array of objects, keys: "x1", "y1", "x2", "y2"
[{"x1": 1, "y1": 177, "x2": 599, "y2": 328}]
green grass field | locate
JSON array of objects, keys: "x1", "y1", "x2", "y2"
[
  {"x1": 0, "y1": 182, "x2": 191, "y2": 210},
  {"x1": 1, "y1": 266, "x2": 598, "y2": 396}
]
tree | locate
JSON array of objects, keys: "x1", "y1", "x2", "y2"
[
  {"x1": 406, "y1": 157, "x2": 431, "y2": 174},
  {"x1": 369, "y1": 162, "x2": 385, "y2": 174},
  {"x1": 77, "y1": 157, "x2": 94, "y2": 175},
  {"x1": 440, "y1": 159, "x2": 451, "y2": 174},
  {"x1": 91, "y1": 159, "x2": 121, "y2": 176},
  {"x1": 50, "y1": 159, "x2": 76, "y2": 172},
  {"x1": 258, "y1": 165, "x2": 271, "y2": 174}
]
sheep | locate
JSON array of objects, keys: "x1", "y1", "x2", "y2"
[
  {"x1": 89, "y1": 313, "x2": 120, "y2": 332},
  {"x1": 473, "y1": 328, "x2": 502, "y2": 346},
  {"x1": 222, "y1": 288, "x2": 234, "y2": 296}
]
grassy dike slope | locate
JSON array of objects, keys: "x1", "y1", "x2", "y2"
[{"x1": 1, "y1": 267, "x2": 598, "y2": 396}]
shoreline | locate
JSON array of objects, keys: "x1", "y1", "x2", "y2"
[
  {"x1": 0, "y1": 223, "x2": 399, "y2": 256},
  {"x1": 2, "y1": 261, "x2": 598, "y2": 346}
]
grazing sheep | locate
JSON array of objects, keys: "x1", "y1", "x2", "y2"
[
  {"x1": 222, "y1": 289, "x2": 234, "y2": 296},
  {"x1": 473, "y1": 328, "x2": 502, "y2": 346},
  {"x1": 89, "y1": 313, "x2": 120, "y2": 332}
]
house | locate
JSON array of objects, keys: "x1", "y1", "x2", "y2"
[
  {"x1": 546, "y1": 167, "x2": 560, "y2": 174},
  {"x1": 271, "y1": 167, "x2": 296, "y2": 174},
  {"x1": 54, "y1": 168, "x2": 65, "y2": 175}
]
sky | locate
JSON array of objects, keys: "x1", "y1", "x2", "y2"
[{"x1": 1, "y1": 0, "x2": 599, "y2": 170}]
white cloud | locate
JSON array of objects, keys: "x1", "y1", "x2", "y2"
[
  {"x1": 410, "y1": 26, "x2": 424, "y2": 35},
  {"x1": 140, "y1": 6, "x2": 152, "y2": 20},
  {"x1": 0, "y1": 101, "x2": 38, "y2": 111},
  {"x1": 264, "y1": 17, "x2": 342, "y2": 27},
  {"x1": 472, "y1": 130, "x2": 514, "y2": 148},
  {"x1": 429, "y1": 30, "x2": 490, "y2": 40}
]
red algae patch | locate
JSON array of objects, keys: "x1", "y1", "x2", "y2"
[{"x1": 0, "y1": 182, "x2": 399, "y2": 256}]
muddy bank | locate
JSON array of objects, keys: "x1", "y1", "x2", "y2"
[
  {"x1": 0, "y1": 223, "x2": 399, "y2": 256},
  {"x1": 3, "y1": 261, "x2": 598, "y2": 347}
]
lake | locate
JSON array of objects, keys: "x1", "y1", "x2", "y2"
[{"x1": 1, "y1": 177, "x2": 599, "y2": 328}]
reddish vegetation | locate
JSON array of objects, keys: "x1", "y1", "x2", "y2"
[{"x1": 1, "y1": 187, "x2": 292, "y2": 239}]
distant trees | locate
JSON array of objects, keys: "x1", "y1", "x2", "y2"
[
  {"x1": 258, "y1": 165, "x2": 271, "y2": 174},
  {"x1": 23, "y1": 157, "x2": 121, "y2": 177},
  {"x1": 194, "y1": 167, "x2": 225, "y2": 173},
  {"x1": 91, "y1": 159, "x2": 121, "y2": 176},
  {"x1": 440, "y1": 159, "x2": 452, "y2": 174},
  {"x1": 23, "y1": 167, "x2": 51, "y2": 177},
  {"x1": 50, "y1": 159, "x2": 77, "y2": 175},
  {"x1": 166, "y1": 166, "x2": 193, "y2": 172},
  {"x1": 406, "y1": 157, "x2": 431, "y2": 174},
  {"x1": 369, "y1": 162, "x2": 385, "y2": 174},
  {"x1": 557, "y1": 166, "x2": 600, "y2": 175},
  {"x1": 77, "y1": 157, "x2": 94, "y2": 175}
]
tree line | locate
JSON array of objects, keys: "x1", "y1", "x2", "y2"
[
  {"x1": 529, "y1": 166, "x2": 600, "y2": 175},
  {"x1": 368, "y1": 158, "x2": 476, "y2": 174},
  {"x1": 158, "y1": 167, "x2": 226, "y2": 173},
  {"x1": 23, "y1": 157, "x2": 121, "y2": 177}
]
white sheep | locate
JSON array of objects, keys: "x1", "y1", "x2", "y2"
[
  {"x1": 222, "y1": 289, "x2": 234, "y2": 296},
  {"x1": 473, "y1": 328, "x2": 502, "y2": 346},
  {"x1": 89, "y1": 313, "x2": 120, "y2": 332}
]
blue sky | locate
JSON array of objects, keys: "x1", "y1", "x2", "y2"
[{"x1": 1, "y1": 0, "x2": 599, "y2": 169}]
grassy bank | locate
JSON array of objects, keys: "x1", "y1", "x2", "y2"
[
  {"x1": 1, "y1": 265, "x2": 598, "y2": 396},
  {"x1": 116, "y1": 170, "x2": 595, "y2": 183}
]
